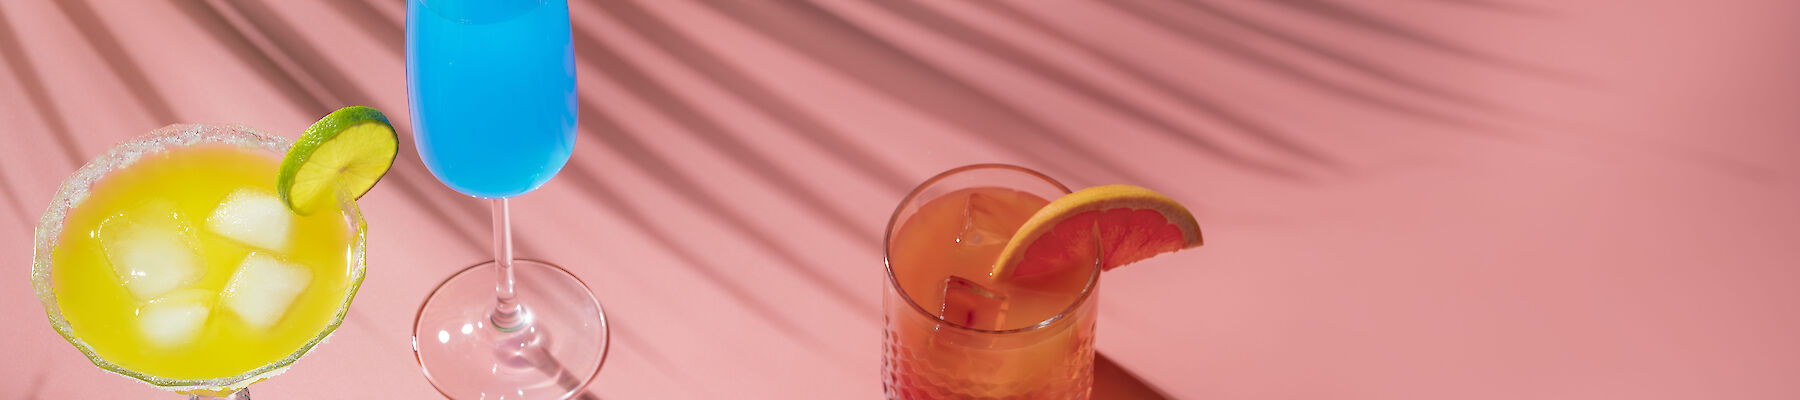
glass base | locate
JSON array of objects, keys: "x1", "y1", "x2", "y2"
[
  {"x1": 414, "y1": 260, "x2": 608, "y2": 400},
  {"x1": 190, "y1": 388, "x2": 249, "y2": 400}
]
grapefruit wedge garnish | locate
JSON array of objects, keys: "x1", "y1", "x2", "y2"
[{"x1": 991, "y1": 185, "x2": 1203, "y2": 279}]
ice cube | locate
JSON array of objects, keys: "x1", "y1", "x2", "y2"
[
  {"x1": 955, "y1": 191, "x2": 1036, "y2": 247},
  {"x1": 940, "y1": 275, "x2": 1008, "y2": 330},
  {"x1": 139, "y1": 289, "x2": 213, "y2": 348},
  {"x1": 206, "y1": 188, "x2": 292, "y2": 252},
  {"x1": 98, "y1": 201, "x2": 204, "y2": 300},
  {"x1": 220, "y1": 252, "x2": 312, "y2": 330}
]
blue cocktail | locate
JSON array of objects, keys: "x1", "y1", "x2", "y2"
[
  {"x1": 406, "y1": 0, "x2": 608, "y2": 398},
  {"x1": 407, "y1": 0, "x2": 575, "y2": 198}
]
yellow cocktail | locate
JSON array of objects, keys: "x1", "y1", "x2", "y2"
[{"x1": 32, "y1": 124, "x2": 367, "y2": 396}]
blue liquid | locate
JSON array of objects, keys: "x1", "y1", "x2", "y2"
[{"x1": 406, "y1": 0, "x2": 576, "y2": 199}]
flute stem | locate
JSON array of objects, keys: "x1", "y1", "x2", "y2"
[{"x1": 491, "y1": 198, "x2": 523, "y2": 331}]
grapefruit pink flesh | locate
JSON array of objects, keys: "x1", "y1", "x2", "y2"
[{"x1": 993, "y1": 185, "x2": 1203, "y2": 279}]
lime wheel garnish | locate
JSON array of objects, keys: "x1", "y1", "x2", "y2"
[{"x1": 276, "y1": 106, "x2": 397, "y2": 214}]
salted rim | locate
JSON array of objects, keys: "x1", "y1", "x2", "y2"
[{"x1": 29, "y1": 123, "x2": 369, "y2": 393}]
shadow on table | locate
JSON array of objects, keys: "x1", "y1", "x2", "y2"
[
  {"x1": 569, "y1": 351, "x2": 1164, "y2": 399},
  {"x1": 1095, "y1": 352, "x2": 1174, "y2": 400}
]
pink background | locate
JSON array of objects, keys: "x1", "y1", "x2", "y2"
[{"x1": 4, "y1": 0, "x2": 1799, "y2": 398}]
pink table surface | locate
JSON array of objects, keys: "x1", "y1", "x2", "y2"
[{"x1": 4, "y1": 0, "x2": 1798, "y2": 398}]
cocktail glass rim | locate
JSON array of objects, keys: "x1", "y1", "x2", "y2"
[
  {"x1": 29, "y1": 123, "x2": 369, "y2": 394},
  {"x1": 882, "y1": 163, "x2": 1102, "y2": 335}
]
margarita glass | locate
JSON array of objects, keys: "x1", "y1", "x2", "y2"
[
  {"x1": 883, "y1": 164, "x2": 1101, "y2": 399},
  {"x1": 31, "y1": 124, "x2": 367, "y2": 399}
]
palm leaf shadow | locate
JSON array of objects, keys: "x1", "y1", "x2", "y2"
[
  {"x1": 0, "y1": 2, "x2": 87, "y2": 168},
  {"x1": 866, "y1": 0, "x2": 1319, "y2": 179},
  {"x1": 694, "y1": 0, "x2": 1154, "y2": 186}
]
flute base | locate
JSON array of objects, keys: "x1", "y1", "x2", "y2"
[{"x1": 414, "y1": 259, "x2": 608, "y2": 400}]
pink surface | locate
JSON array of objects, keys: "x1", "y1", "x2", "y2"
[{"x1": 3, "y1": 0, "x2": 1798, "y2": 398}]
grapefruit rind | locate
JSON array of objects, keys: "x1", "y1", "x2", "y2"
[{"x1": 990, "y1": 184, "x2": 1203, "y2": 279}]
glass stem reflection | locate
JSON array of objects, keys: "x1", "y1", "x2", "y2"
[
  {"x1": 491, "y1": 198, "x2": 524, "y2": 331},
  {"x1": 190, "y1": 388, "x2": 250, "y2": 400}
]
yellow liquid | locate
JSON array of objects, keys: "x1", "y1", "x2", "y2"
[{"x1": 51, "y1": 145, "x2": 356, "y2": 380}]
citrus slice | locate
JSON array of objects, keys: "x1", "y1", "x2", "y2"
[
  {"x1": 991, "y1": 185, "x2": 1203, "y2": 279},
  {"x1": 277, "y1": 106, "x2": 397, "y2": 214}
]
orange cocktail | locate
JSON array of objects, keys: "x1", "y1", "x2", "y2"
[{"x1": 883, "y1": 164, "x2": 1101, "y2": 399}]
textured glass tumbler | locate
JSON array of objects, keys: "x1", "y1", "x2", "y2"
[{"x1": 881, "y1": 164, "x2": 1100, "y2": 400}]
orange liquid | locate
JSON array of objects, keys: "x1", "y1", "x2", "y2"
[{"x1": 884, "y1": 187, "x2": 1098, "y2": 399}]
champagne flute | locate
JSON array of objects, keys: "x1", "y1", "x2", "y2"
[{"x1": 406, "y1": 0, "x2": 607, "y2": 398}]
